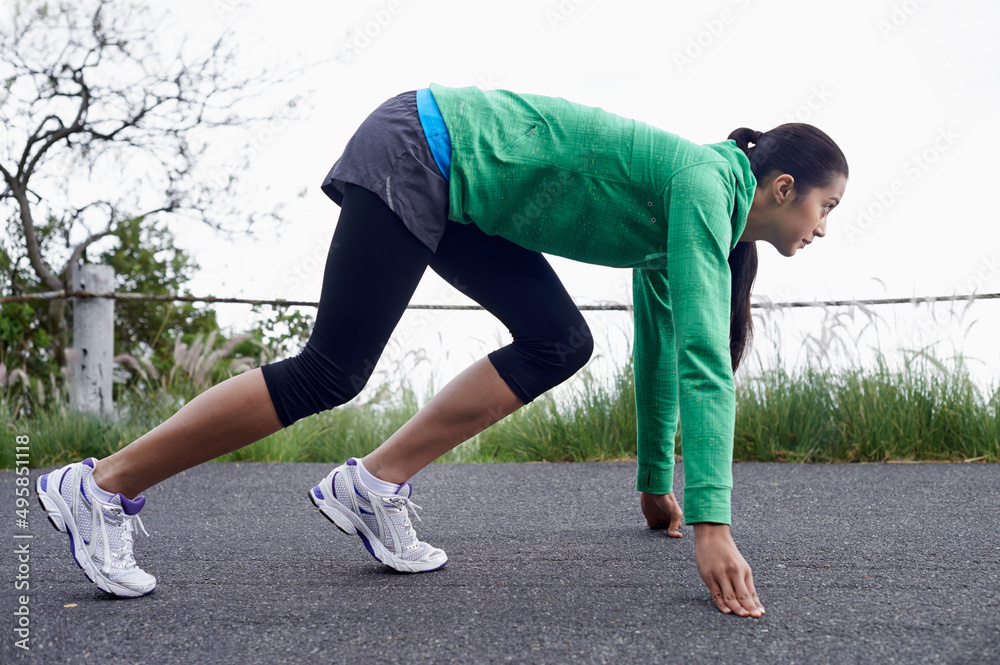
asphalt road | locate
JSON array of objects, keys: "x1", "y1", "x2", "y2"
[{"x1": 2, "y1": 461, "x2": 998, "y2": 665}]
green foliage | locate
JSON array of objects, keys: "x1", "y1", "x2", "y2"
[
  {"x1": 0, "y1": 300, "x2": 52, "y2": 374},
  {"x1": 0, "y1": 215, "x2": 61, "y2": 378},
  {"x1": 245, "y1": 305, "x2": 314, "y2": 358}
]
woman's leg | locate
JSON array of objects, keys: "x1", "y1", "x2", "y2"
[
  {"x1": 362, "y1": 219, "x2": 594, "y2": 484},
  {"x1": 362, "y1": 356, "x2": 524, "y2": 484},
  {"x1": 93, "y1": 368, "x2": 283, "y2": 498},
  {"x1": 93, "y1": 183, "x2": 436, "y2": 498}
]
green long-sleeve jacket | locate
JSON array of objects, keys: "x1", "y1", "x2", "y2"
[{"x1": 428, "y1": 83, "x2": 757, "y2": 524}]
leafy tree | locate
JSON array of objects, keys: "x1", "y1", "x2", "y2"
[{"x1": 1, "y1": 215, "x2": 53, "y2": 377}]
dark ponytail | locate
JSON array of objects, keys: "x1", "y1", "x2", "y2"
[{"x1": 725, "y1": 123, "x2": 849, "y2": 374}]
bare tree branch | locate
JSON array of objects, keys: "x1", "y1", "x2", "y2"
[
  {"x1": 0, "y1": 0, "x2": 313, "y2": 365},
  {"x1": 9, "y1": 180, "x2": 62, "y2": 291},
  {"x1": 66, "y1": 225, "x2": 114, "y2": 268}
]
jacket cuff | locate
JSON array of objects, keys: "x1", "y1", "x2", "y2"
[
  {"x1": 682, "y1": 486, "x2": 732, "y2": 525},
  {"x1": 636, "y1": 463, "x2": 675, "y2": 495}
]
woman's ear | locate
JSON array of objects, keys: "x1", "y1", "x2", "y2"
[{"x1": 772, "y1": 174, "x2": 796, "y2": 206}]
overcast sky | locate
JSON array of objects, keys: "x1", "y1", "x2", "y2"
[{"x1": 141, "y1": 0, "x2": 999, "y2": 399}]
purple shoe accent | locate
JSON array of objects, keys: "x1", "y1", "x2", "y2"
[
  {"x1": 395, "y1": 482, "x2": 413, "y2": 498},
  {"x1": 119, "y1": 494, "x2": 146, "y2": 516},
  {"x1": 80, "y1": 479, "x2": 92, "y2": 507},
  {"x1": 359, "y1": 505, "x2": 374, "y2": 515},
  {"x1": 346, "y1": 458, "x2": 358, "y2": 467},
  {"x1": 40, "y1": 475, "x2": 47, "y2": 492},
  {"x1": 331, "y1": 472, "x2": 339, "y2": 499},
  {"x1": 354, "y1": 486, "x2": 367, "y2": 502},
  {"x1": 356, "y1": 531, "x2": 379, "y2": 562},
  {"x1": 312, "y1": 486, "x2": 324, "y2": 501},
  {"x1": 65, "y1": 458, "x2": 96, "y2": 496}
]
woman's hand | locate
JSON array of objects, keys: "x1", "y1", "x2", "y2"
[
  {"x1": 693, "y1": 523, "x2": 765, "y2": 617},
  {"x1": 640, "y1": 492, "x2": 683, "y2": 537}
]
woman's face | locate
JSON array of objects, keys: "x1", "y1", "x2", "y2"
[{"x1": 751, "y1": 173, "x2": 848, "y2": 257}]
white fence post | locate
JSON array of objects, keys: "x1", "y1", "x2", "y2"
[{"x1": 69, "y1": 263, "x2": 115, "y2": 419}]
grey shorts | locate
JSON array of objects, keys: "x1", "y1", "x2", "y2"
[{"x1": 320, "y1": 90, "x2": 451, "y2": 254}]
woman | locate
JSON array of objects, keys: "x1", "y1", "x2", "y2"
[{"x1": 36, "y1": 84, "x2": 848, "y2": 618}]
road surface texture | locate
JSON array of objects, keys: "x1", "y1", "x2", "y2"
[{"x1": 2, "y1": 461, "x2": 998, "y2": 664}]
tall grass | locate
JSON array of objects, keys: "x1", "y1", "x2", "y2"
[
  {"x1": 2, "y1": 302, "x2": 998, "y2": 470},
  {"x1": 734, "y1": 348, "x2": 999, "y2": 463},
  {"x1": 463, "y1": 361, "x2": 638, "y2": 463}
]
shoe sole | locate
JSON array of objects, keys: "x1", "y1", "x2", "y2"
[
  {"x1": 36, "y1": 471, "x2": 155, "y2": 598},
  {"x1": 309, "y1": 484, "x2": 447, "y2": 574}
]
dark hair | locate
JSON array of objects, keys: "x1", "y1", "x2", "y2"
[{"x1": 725, "y1": 123, "x2": 849, "y2": 374}]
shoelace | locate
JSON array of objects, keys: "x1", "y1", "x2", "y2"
[
  {"x1": 385, "y1": 495, "x2": 424, "y2": 524},
  {"x1": 383, "y1": 495, "x2": 424, "y2": 548},
  {"x1": 104, "y1": 506, "x2": 150, "y2": 569}
]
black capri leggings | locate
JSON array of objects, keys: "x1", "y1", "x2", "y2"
[{"x1": 260, "y1": 182, "x2": 595, "y2": 428}]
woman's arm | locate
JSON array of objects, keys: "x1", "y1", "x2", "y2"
[
  {"x1": 631, "y1": 164, "x2": 764, "y2": 617},
  {"x1": 660, "y1": 165, "x2": 737, "y2": 524},
  {"x1": 631, "y1": 268, "x2": 684, "y2": 538},
  {"x1": 632, "y1": 268, "x2": 680, "y2": 497},
  {"x1": 632, "y1": 237, "x2": 733, "y2": 523}
]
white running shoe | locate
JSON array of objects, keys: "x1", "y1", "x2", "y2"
[
  {"x1": 309, "y1": 458, "x2": 448, "y2": 573},
  {"x1": 36, "y1": 458, "x2": 156, "y2": 598}
]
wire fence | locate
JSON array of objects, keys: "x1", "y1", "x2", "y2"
[{"x1": 3, "y1": 289, "x2": 999, "y2": 309}]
